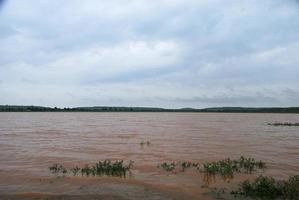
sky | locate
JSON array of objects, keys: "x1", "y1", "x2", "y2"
[{"x1": 0, "y1": 0, "x2": 299, "y2": 108}]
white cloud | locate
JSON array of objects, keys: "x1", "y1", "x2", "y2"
[
  {"x1": 0, "y1": 0, "x2": 299, "y2": 107},
  {"x1": 0, "y1": 39, "x2": 183, "y2": 86},
  {"x1": 48, "y1": 40, "x2": 182, "y2": 74}
]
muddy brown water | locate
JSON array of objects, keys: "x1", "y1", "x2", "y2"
[{"x1": 0, "y1": 112, "x2": 298, "y2": 199}]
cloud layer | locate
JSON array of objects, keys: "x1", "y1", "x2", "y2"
[{"x1": 1, "y1": 0, "x2": 299, "y2": 108}]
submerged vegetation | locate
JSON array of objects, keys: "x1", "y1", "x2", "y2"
[
  {"x1": 158, "y1": 156, "x2": 265, "y2": 178},
  {"x1": 268, "y1": 122, "x2": 299, "y2": 126},
  {"x1": 140, "y1": 140, "x2": 151, "y2": 147},
  {"x1": 157, "y1": 161, "x2": 200, "y2": 172},
  {"x1": 158, "y1": 162, "x2": 177, "y2": 172},
  {"x1": 202, "y1": 156, "x2": 266, "y2": 177},
  {"x1": 48, "y1": 157, "x2": 298, "y2": 199},
  {"x1": 231, "y1": 175, "x2": 299, "y2": 199},
  {"x1": 70, "y1": 166, "x2": 81, "y2": 176},
  {"x1": 49, "y1": 160, "x2": 134, "y2": 178},
  {"x1": 49, "y1": 164, "x2": 68, "y2": 174},
  {"x1": 158, "y1": 157, "x2": 266, "y2": 186}
]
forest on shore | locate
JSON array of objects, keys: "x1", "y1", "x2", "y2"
[{"x1": 1, "y1": 105, "x2": 299, "y2": 113}]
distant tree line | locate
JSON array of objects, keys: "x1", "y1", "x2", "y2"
[
  {"x1": 200, "y1": 107, "x2": 299, "y2": 113},
  {"x1": 0, "y1": 105, "x2": 298, "y2": 113}
]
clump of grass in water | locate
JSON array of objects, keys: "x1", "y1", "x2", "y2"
[
  {"x1": 231, "y1": 175, "x2": 299, "y2": 200},
  {"x1": 158, "y1": 161, "x2": 200, "y2": 172},
  {"x1": 238, "y1": 156, "x2": 266, "y2": 173},
  {"x1": 203, "y1": 159, "x2": 237, "y2": 177},
  {"x1": 202, "y1": 156, "x2": 266, "y2": 178},
  {"x1": 281, "y1": 175, "x2": 299, "y2": 199},
  {"x1": 181, "y1": 161, "x2": 200, "y2": 171},
  {"x1": 268, "y1": 122, "x2": 299, "y2": 126},
  {"x1": 158, "y1": 162, "x2": 176, "y2": 172},
  {"x1": 49, "y1": 160, "x2": 134, "y2": 178},
  {"x1": 81, "y1": 164, "x2": 92, "y2": 176},
  {"x1": 158, "y1": 156, "x2": 265, "y2": 175},
  {"x1": 91, "y1": 160, "x2": 134, "y2": 177},
  {"x1": 70, "y1": 166, "x2": 81, "y2": 176},
  {"x1": 49, "y1": 164, "x2": 67, "y2": 174},
  {"x1": 140, "y1": 141, "x2": 151, "y2": 147}
]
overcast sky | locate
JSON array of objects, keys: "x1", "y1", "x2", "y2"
[{"x1": 0, "y1": 0, "x2": 299, "y2": 108}]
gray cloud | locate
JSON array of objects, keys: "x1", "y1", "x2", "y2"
[{"x1": 0, "y1": 0, "x2": 299, "y2": 108}]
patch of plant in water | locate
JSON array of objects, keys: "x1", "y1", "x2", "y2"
[
  {"x1": 49, "y1": 164, "x2": 68, "y2": 174},
  {"x1": 49, "y1": 160, "x2": 134, "y2": 178},
  {"x1": 181, "y1": 161, "x2": 200, "y2": 171},
  {"x1": 158, "y1": 162, "x2": 177, "y2": 172},
  {"x1": 157, "y1": 161, "x2": 200, "y2": 172},
  {"x1": 202, "y1": 156, "x2": 266, "y2": 178},
  {"x1": 268, "y1": 122, "x2": 299, "y2": 126},
  {"x1": 231, "y1": 175, "x2": 299, "y2": 200},
  {"x1": 140, "y1": 141, "x2": 151, "y2": 147},
  {"x1": 158, "y1": 156, "x2": 265, "y2": 177},
  {"x1": 89, "y1": 160, "x2": 134, "y2": 177},
  {"x1": 70, "y1": 166, "x2": 81, "y2": 176}
]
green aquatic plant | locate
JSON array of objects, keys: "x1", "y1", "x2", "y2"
[
  {"x1": 192, "y1": 162, "x2": 200, "y2": 168},
  {"x1": 49, "y1": 160, "x2": 134, "y2": 178},
  {"x1": 232, "y1": 176, "x2": 281, "y2": 199},
  {"x1": 203, "y1": 159, "x2": 236, "y2": 181},
  {"x1": 181, "y1": 161, "x2": 193, "y2": 171},
  {"x1": 158, "y1": 162, "x2": 176, "y2": 172},
  {"x1": 238, "y1": 156, "x2": 266, "y2": 173},
  {"x1": 202, "y1": 156, "x2": 266, "y2": 178},
  {"x1": 280, "y1": 175, "x2": 299, "y2": 200},
  {"x1": 255, "y1": 159, "x2": 266, "y2": 169},
  {"x1": 158, "y1": 156, "x2": 265, "y2": 178},
  {"x1": 49, "y1": 164, "x2": 67, "y2": 174},
  {"x1": 95, "y1": 160, "x2": 133, "y2": 177},
  {"x1": 80, "y1": 160, "x2": 134, "y2": 177},
  {"x1": 49, "y1": 164, "x2": 59, "y2": 173},
  {"x1": 81, "y1": 165, "x2": 92, "y2": 176},
  {"x1": 70, "y1": 166, "x2": 81, "y2": 176},
  {"x1": 140, "y1": 140, "x2": 151, "y2": 147},
  {"x1": 158, "y1": 161, "x2": 201, "y2": 172},
  {"x1": 231, "y1": 175, "x2": 299, "y2": 200}
]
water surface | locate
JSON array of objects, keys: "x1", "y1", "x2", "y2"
[{"x1": 0, "y1": 112, "x2": 298, "y2": 199}]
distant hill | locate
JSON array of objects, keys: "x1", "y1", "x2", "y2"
[{"x1": 0, "y1": 105, "x2": 299, "y2": 113}]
